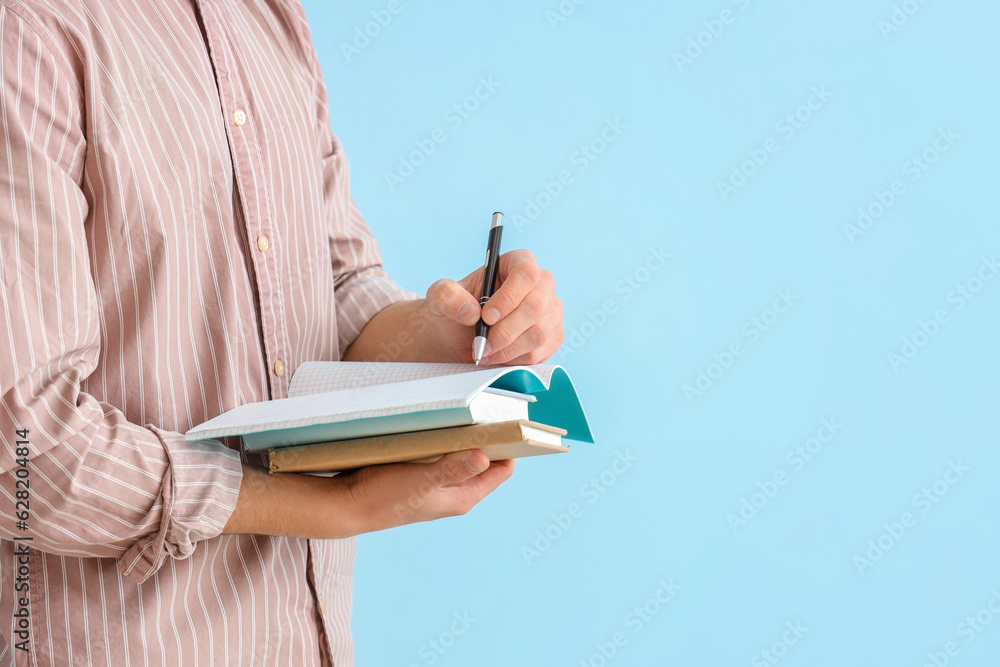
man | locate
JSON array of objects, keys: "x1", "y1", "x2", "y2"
[{"x1": 0, "y1": 1, "x2": 563, "y2": 665}]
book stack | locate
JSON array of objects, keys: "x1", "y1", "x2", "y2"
[{"x1": 185, "y1": 361, "x2": 593, "y2": 473}]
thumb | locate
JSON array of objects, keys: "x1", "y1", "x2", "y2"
[
  {"x1": 434, "y1": 450, "x2": 491, "y2": 486},
  {"x1": 426, "y1": 278, "x2": 481, "y2": 326}
]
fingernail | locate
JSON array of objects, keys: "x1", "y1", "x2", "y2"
[
  {"x1": 484, "y1": 307, "x2": 501, "y2": 325},
  {"x1": 457, "y1": 302, "x2": 479, "y2": 325},
  {"x1": 464, "y1": 453, "x2": 488, "y2": 473}
]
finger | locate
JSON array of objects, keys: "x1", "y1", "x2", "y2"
[
  {"x1": 485, "y1": 304, "x2": 563, "y2": 366},
  {"x1": 425, "y1": 452, "x2": 515, "y2": 515},
  {"x1": 501, "y1": 330, "x2": 565, "y2": 366},
  {"x1": 425, "y1": 278, "x2": 481, "y2": 326},
  {"x1": 481, "y1": 250, "x2": 541, "y2": 326},
  {"x1": 481, "y1": 273, "x2": 557, "y2": 362},
  {"x1": 432, "y1": 450, "x2": 491, "y2": 487},
  {"x1": 443, "y1": 457, "x2": 515, "y2": 509}
]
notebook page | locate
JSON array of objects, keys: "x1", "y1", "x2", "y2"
[
  {"x1": 187, "y1": 365, "x2": 553, "y2": 441},
  {"x1": 288, "y1": 361, "x2": 560, "y2": 398}
]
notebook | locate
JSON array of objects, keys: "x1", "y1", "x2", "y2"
[{"x1": 184, "y1": 361, "x2": 593, "y2": 451}]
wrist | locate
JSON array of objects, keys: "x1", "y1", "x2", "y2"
[
  {"x1": 344, "y1": 298, "x2": 459, "y2": 363},
  {"x1": 412, "y1": 299, "x2": 455, "y2": 360},
  {"x1": 223, "y1": 464, "x2": 360, "y2": 539}
]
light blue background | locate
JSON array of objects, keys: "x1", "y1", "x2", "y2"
[{"x1": 302, "y1": 1, "x2": 1000, "y2": 665}]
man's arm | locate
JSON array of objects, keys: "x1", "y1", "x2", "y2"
[{"x1": 0, "y1": 11, "x2": 243, "y2": 583}]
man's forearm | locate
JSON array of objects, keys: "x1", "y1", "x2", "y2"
[
  {"x1": 343, "y1": 298, "x2": 457, "y2": 363},
  {"x1": 222, "y1": 452, "x2": 514, "y2": 540},
  {"x1": 344, "y1": 250, "x2": 563, "y2": 367},
  {"x1": 222, "y1": 464, "x2": 358, "y2": 539}
]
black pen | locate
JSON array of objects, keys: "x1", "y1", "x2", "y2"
[{"x1": 473, "y1": 212, "x2": 504, "y2": 365}]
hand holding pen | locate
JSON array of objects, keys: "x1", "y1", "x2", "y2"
[{"x1": 418, "y1": 211, "x2": 565, "y2": 366}]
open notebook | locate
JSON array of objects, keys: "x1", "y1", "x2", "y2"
[{"x1": 184, "y1": 361, "x2": 593, "y2": 452}]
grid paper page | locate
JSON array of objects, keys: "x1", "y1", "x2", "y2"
[
  {"x1": 288, "y1": 361, "x2": 559, "y2": 398},
  {"x1": 186, "y1": 365, "x2": 552, "y2": 440}
]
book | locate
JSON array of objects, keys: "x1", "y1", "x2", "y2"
[
  {"x1": 267, "y1": 420, "x2": 569, "y2": 473},
  {"x1": 184, "y1": 361, "x2": 593, "y2": 452}
]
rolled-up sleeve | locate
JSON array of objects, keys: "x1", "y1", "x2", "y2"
[{"x1": 0, "y1": 9, "x2": 242, "y2": 583}]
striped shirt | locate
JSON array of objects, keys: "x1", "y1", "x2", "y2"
[{"x1": 0, "y1": 1, "x2": 417, "y2": 664}]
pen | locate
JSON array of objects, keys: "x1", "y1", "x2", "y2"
[{"x1": 472, "y1": 211, "x2": 504, "y2": 365}]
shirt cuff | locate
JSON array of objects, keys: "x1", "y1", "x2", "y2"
[
  {"x1": 335, "y1": 268, "x2": 421, "y2": 357},
  {"x1": 118, "y1": 429, "x2": 243, "y2": 583}
]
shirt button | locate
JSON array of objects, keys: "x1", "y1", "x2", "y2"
[
  {"x1": 257, "y1": 234, "x2": 270, "y2": 252},
  {"x1": 233, "y1": 109, "x2": 247, "y2": 126},
  {"x1": 274, "y1": 359, "x2": 285, "y2": 377}
]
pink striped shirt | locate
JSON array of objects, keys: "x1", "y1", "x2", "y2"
[{"x1": 0, "y1": 1, "x2": 417, "y2": 664}]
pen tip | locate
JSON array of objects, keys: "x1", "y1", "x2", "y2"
[{"x1": 472, "y1": 336, "x2": 487, "y2": 366}]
